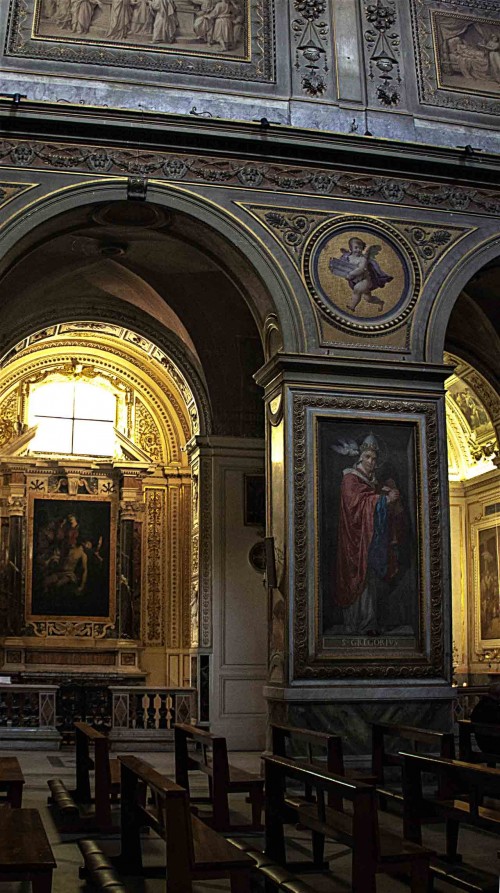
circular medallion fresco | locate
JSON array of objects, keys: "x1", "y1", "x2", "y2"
[{"x1": 304, "y1": 219, "x2": 419, "y2": 333}]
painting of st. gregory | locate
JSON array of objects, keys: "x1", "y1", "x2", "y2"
[{"x1": 319, "y1": 419, "x2": 419, "y2": 645}]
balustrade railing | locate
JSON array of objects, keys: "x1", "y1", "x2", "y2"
[
  {"x1": 0, "y1": 684, "x2": 58, "y2": 729},
  {"x1": 110, "y1": 686, "x2": 196, "y2": 732}
]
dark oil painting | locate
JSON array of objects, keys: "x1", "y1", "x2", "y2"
[{"x1": 30, "y1": 498, "x2": 111, "y2": 618}]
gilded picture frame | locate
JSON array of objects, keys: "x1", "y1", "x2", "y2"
[
  {"x1": 472, "y1": 515, "x2": 500, "y2": 656},
  {"x1": 26, "y1": 494, "x2": 117, "y2": 623},
  {"x1": 411, "y1": 0, "x2": 500, "y2": 117},
  {"x1": 292, "y1": 392, "x2": 446, "y2": 680}
]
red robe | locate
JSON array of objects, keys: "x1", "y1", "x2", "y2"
[{"x1": 335, "y1": 470, "x2": 381, "y2": 608}]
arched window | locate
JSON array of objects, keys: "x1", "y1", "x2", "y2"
[{"x1": 28, "y1": 378, "x2": 117, "y2": 457}]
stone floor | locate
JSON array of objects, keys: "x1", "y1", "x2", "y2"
[{"x1": 2, "y1": 748, "x2": 499, "y2": 891}]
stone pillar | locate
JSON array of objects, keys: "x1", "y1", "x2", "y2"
[{"x1": 256, "y1": 354, "x2": 454, "y2": 756}]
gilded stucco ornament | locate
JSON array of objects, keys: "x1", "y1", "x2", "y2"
[
  {"x1": 364, "y1": 0, "x2": 402, "y2": 106},
  {"x1": 1, "y1": 138, "x2": 500, "y2": 217},
  {"x1": 291, "y1": 0, "x2": 330, "y2": 97}
]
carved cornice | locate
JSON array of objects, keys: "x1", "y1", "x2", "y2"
[{"x1": 0, "y1": 137, "x2": 499, "y2": 216}]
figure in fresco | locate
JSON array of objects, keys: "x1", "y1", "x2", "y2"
[
  {"x1": 37, "y1": 0, "x2": 245, "y2": 53},
  {"x1": 42, "y1": 0, "x2": 58, "y2": 17},
  {"x1": 204, "y1": 0, "x2": 233, "y2": 51},
  {"x1": 107, "y1": 0, "x2": 132, "y2": 39},
  {"x1": 130, "y1": 0, "x2": 153, "y2": 35},
  {"x1": 192, "y1": 0, "x2": 215, "y2": 43},
  {"x1": 453, "y1": 388, "x2": 488, "y2": 429},
  {"x1": 328, "y1": 237, "x2": 393, "y2": 313},
  {"x1": 53, "y1": 0, "x2": 73, "y2": 29},
  {"x1": 70, "y1": 0, "x2": 102, "y2": 34},
  {"x1": 448, "y1": 36, "x2": 488, "y2": 80},
  {"x1": 482, "y1": 35, "x2": 500, "y2": 83},
  {"x1": 230, "y1": 0, "x2": 244, "y2": 45},
  {"x1": 150, "y1": 0, "x2": 178, "y2": 43},
  {"x1": 333, "y1": 433, "x2": 406, "y2": 635}
]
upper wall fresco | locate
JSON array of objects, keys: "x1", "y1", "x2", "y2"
[
  {"x1": 5, "y1": 0, "x2": 274, "y2": 83},
  {"x1": 412, "y1": 0, "x2": 500, "y2": 116}
]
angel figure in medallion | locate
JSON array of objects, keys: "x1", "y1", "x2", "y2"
[{"x1": 328, "y1": 237, "x2": 393, "y2": 312}]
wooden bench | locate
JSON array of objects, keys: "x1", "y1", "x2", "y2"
[
  {"x1": 0, "y1": 808, "x2": 56, "y2": 892},
  {"x1": 48, "y1": 720, "x2": 119, "y2": 832},
  {"x1": 402, "y1": 751, "x2": 500, "y2": 892},
  {"x1": 372, "y1": 721, "x2": 455, "y2": 808},
  {"x1": 174, "y1": 722, "x2": 264, "y2": 831},
  {"x1": 271, "y1": 722, "x2": 375, "y2": 810},
  {"x1": 458, "y1": 719, "x2": 500, "y2": 767},
  {"x1": 264, "y1": 753, "x2": 432, "y2": 893},
  {"x1": 0, "y1": 756, "x2": 25, "y2": 807},
  {"x1": 118, "y1": 754, "x2": 253, "y2": 892}
]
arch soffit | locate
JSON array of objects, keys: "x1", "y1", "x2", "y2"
[
  {"x1": 417, "y1": 232, "x2": 500, "y2": 363},
  {"x1": 0, "y1": 329, "x2": 199, "y2": 465},
  {"x1": 0, "y1": 179, "x2": 304, "y2": 354},
  {"x1": 445, "y1": 351, "x2": 500, "y2": 480},
  {"x1": 0, "y1": 297, "x2": 212, "y2": 439}
]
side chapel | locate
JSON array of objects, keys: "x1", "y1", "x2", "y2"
[{"x1": 0, "y1": 0, "x2": 498, "y2": 754}]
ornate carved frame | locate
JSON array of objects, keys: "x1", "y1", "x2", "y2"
[
  {"x1": 410, "y1": 0, "x2": 500, "y2": 117},
  {"x1": 26, "y1": 492, "x2": 117, "y2": 629},
  {"x1": 4, "y1": 0, "x2": 274, "y2": 85},
  {"x1": 471, "y1": 513, "x2": 500, "y2": 664},
  {"x1": 292, "y1": 391, "x2": 445, "y2": 680}
]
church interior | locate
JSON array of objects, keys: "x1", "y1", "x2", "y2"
[{"x1": 0, "y1": 0, "x2": 499, "y2": 889}]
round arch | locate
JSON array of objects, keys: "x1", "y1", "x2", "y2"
[
  {"x1": 417, "y1": 231, "x2": 500, "y2": 364},
  {"x1": 0, "y1": 300, "x2": 213, "y2": 437},
  {"x1": 0, "y1": 178, "x2": 306, "y2": 355}
]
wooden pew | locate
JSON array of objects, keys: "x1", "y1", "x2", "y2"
[
  {"x1": 0, "y1": 756, "x2": 25, "y2": 807},
  {"x1": 271, "y1": 722, "x2": 376, "y2": 809},
  {"x1": 458, "y1": 719, "x2": 500, "y2": 767},
  {"x1": 0, "y1": 808, "x2": 56, "y2": 892},
  {"x1": 118, "y1": 754, "x2": 253, "y2": 892},
  {"x1": 48, "y1": 720, "x2": 119, "y2": 832},
  {"x1": 402, "y1": 751, "x2": 500, "y2": 892},
  {"x1": 372, "y1": 721, "x2": 455, "y2": 807},
  {"x1": 174, "y1": 722, "x2": 264, "y2": 831},
  {"x1": 264, "y1": 753, "x2": 432, "y2": 893}
]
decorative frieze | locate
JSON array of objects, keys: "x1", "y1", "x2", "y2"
[
  {"x1": 1, "y1": 138, "x2": 499, "y2": 216},
  {"x1": 291, "y1": 0, "x2": 331, "y2": 97}
]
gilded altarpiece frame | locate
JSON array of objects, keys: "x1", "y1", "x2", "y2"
[
  {"x1": 471, "y1": 514, "x2": 500, "y2": 662},
  {"x1": 26, "y1": 493, "x2": 117, "y2": 626},
  {"x1": 292, "y1": 393, "x2": 445, "y2": 680}
]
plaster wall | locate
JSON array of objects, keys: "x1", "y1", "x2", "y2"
[{"x1": 209, "y1": 440, "x2": 267, "y2": 749}]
